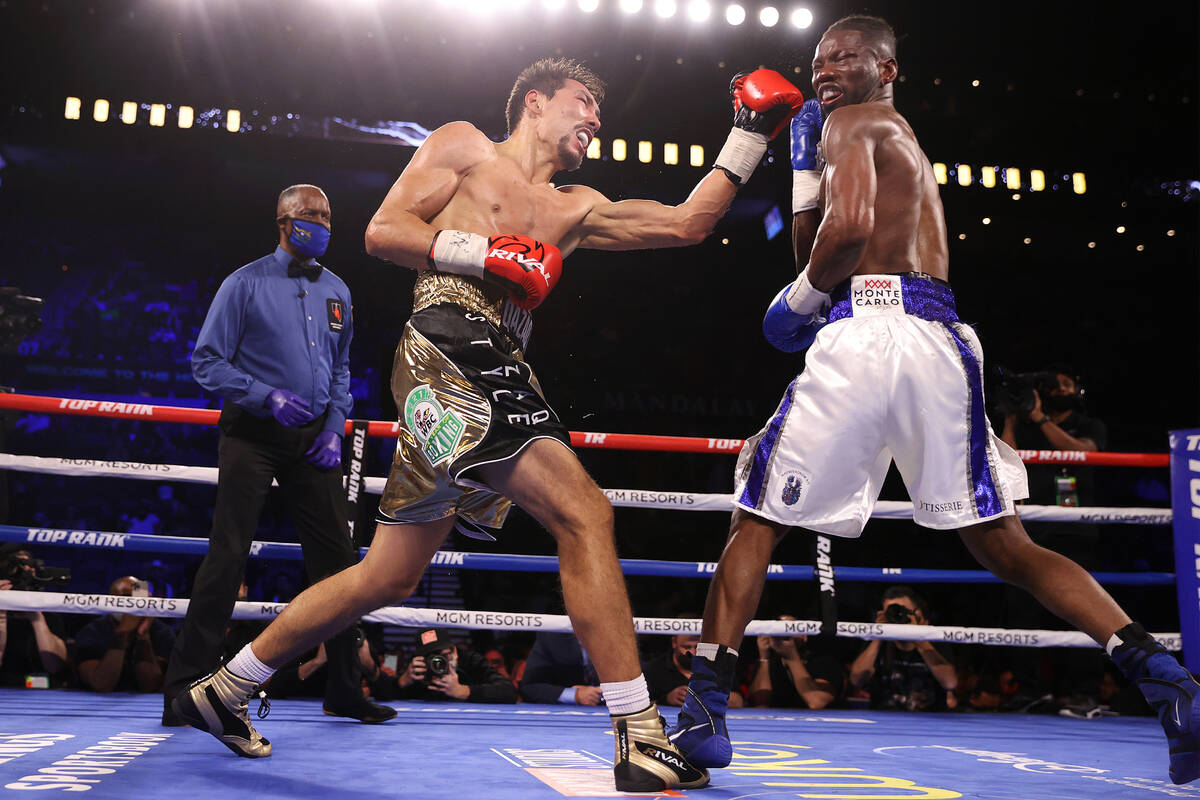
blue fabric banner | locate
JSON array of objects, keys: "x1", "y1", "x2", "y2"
[{"x1": 1169, "y1": 429, "x2": 1200, "y2": 673}]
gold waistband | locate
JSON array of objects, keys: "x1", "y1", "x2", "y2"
[{"x1": 412, "y1": 271, "x2": 506, "y2": 328}]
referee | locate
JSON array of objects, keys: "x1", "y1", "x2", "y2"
[{"x1": 162, "y1": 184, "x2": 393, "y2": 726}]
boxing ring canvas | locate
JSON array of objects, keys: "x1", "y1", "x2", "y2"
[{"x1": 0, "y1": 691, "x2": 1191, "y2": 800}]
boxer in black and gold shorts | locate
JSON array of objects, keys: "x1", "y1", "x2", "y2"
[{"x1": 378, "y1": 271, "x2": 570, "y2": 540}]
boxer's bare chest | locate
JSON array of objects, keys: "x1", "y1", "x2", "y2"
[{"x1": 442, "y1": 158, "x2": 589, "y2": 247}]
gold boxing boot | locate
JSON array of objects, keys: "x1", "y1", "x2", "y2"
[{"x1": 611, "y1": 703, "x2": 709, "y2": 791}]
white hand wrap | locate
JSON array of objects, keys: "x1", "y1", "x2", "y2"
[
  {"x1": 428, "y1": 229, "x2": 487, "y2": 278},
  {"x1": 792, "y1": 169, "x2": 821, "y2": 213},
  {"x1": 714, "y1": 127, "x2": 768, "y2": 185},
  {"x1": 784, "y1": 269, "x2": 832, "y2": 316}
]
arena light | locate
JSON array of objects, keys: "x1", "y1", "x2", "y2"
[
  {"x1": 1030, "y1": 169, "x2": 1045, "y2": 191},
  {"x1": 149, "y1": 103, "x2": 166, "y2": 127},
  {"x1": 92, "y1": 99, "x2": 110, "y2": 123},
  {"x1": 956, "y1": 164, "x2": 972, "y2": 187},
  {"x1": 226, "y1": 109, "x2": 241, "y2": 132},
  {"x1": 932, "y1": 162, "x2": 947, "y2": 184},
  {"x1": 724, "y1": 3, "x2": 745, "y2": 24},
  {"x1": 64, "y1": 96, "x2": 81, "y2": 120},
  {"x1": 689, "y1": 144, "x2": 704, "y2": 166},
  {"x1": 178, "y1": 105, "x2": 194, "y2": 129},
  {"x1": 587, "y1": 136, "x2": 601, "y2": 159},
  {"x1": 981, "y1": 166, "x2": 996, "y2": 188},
  {"x1": 663, "y1": 142, "x2": 679, "y2": 165},
  {"x1": 578, "y1": 0, "x2": 599, "y2": 10},
  {"x1": 619, "y1": 0, "x2": 642, "y2": 14},
  {"x1": 638, "y1": 140, "x2": 652, "y2": 163},
  {"x1": 1072, "y1": 172, "x2": 1087, "y2": 194},
  {"x1": 542, "y1": 0, "x2": 566, "y2": 9},
  {"x1": 759, "y1": 5, "x2": 778, "y2": 26},
  {"x1": 686, "y1": 0, "x2": 711, "y2": 21},
  {"x1": 789, "y1": 6, "x2": 812, "y2": 28},
  {"x1": 121, "y1": 101, "x2": 137, "y2": 125},
  {"x1": 654, "y1": 0, "x2": 675, "y2": 17},
  {"x1": 1005, "y1": 167, "x2": 1021, "y2": 190},
  {"x1": 612, "y1": 138, "x2": 627, "y2": 161}
]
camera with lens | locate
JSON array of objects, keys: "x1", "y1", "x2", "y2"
[
  {"x1": 1, "y1": 550, "x2": 71, "y2": 591},
  {"x1": 884, "y1": 604, "x2": 915, "y2": 624},
  {"x1": 425, "y1": 653, "x2": 451, "y2": 680},
  {"x1": 988, "y1": 365, "x2": 1059, "y2": 418}
]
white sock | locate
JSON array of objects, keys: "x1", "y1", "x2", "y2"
[
  {"x1": 1105, "y1": 633, "x2": 1122, "y2": 657},
  {"x1": 696, "y1": 642, "x2": 737, "y2": 661},
  {"x1": 602, "y1": 674, "x2": 651, "y2": 716},
  {"x1": 226, "y1": 643, "x2": 276, "y2": 685}
]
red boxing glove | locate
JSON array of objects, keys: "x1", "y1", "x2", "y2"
[
  {"x1": 428, "y1": 230, "x2": 563, "y2": 310},
  {"x1": 483, "y1": 234, "x2": 563, "y2": 310},
  {"x1": 731, "y1": 68, "x2": 805, "y2": 140}
]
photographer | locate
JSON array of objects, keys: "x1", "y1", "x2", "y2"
[
  {"x1": 0, "y1": 544, "x2": 69, "y2": 688},
  {"x1": 849, "y1": 587, "x2": 957, "y2": 711},
  {"x1": 395, "y1": 628, "x2": 516, "y2": 704},
  {"x1": 748, "y1": 615, "x2": 843, "y2": 710},
  {"x1": 75, "y1": 576, "x2": 175, "y2": 693}
]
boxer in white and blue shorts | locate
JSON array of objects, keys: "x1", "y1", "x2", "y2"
[{"x1": 734, "y1": 271, "x2": 1028, "y2": 535}]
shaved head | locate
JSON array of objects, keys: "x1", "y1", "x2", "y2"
[{"x1": 276, "y1": 184, "x2": 327, "y2": 219}]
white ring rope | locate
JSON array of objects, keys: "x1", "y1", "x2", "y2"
[
  {"x1": 0, "y1": 453, "x2": 1173, "y2": 525},
  {"x1": 0, "y1": 590, "x2": 1180, "y2": 650}
]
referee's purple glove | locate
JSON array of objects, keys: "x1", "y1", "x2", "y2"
[
  {"x1": 305, "y1": 430, "x2": 342, "y2": 470},
  {"x1": 266, "y1": 389, "x2": 313, "y2": 427}
]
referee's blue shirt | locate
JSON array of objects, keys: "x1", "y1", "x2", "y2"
[{"x1": 192, "y1": 246, "x2": 353, "y2": 436}]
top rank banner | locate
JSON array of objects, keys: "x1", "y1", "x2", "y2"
[{"x1": 1169, "y1": 429, "x2": 1200, "y2": 673}]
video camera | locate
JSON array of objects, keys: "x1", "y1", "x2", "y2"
[
  {"x1": 0, "y1": 287, "x2": 43, "y2": 354},
  {"x1": 1, "y1": 549, "x2": 71, "y2": 591},
  {"x1": 987, "y1": 366, "x2": 1060, "y2": 417}
]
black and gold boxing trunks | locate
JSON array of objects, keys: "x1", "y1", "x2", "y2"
[{"x1": 376, "y1": 272, "x2": 570, "y2": 539}]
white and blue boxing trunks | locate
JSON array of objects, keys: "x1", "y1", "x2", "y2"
[{"x1": 733, "y1": 272, "x2": 1029, "y2": 537}]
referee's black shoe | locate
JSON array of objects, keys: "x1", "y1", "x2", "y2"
[{"x1": 322, "y1": 698, "x2": 397, "y2": 724}]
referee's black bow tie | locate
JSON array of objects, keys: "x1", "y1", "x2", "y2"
[{"x1": 288, "y1": 260, "x2": 322, "y2": 281}]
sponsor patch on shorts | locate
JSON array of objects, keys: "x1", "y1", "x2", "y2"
[
  {"x1": 404, "y1": 384, "x2": 466, "y2": 466},
  {"x1": 850, "y1": 274, "x2": 903, "y2": 317},
  {"x1": 780, "y1": 470, "x2": 809, "y2": 507}
]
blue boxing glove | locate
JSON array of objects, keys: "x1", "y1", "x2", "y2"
[
  {"x1": 790, "y1": 99, "x2": 824, "y2": 213},
  {"x1": 762, "y1": 270, "x2": 832, "y2": 352},
  {"x1": 305, "y1": 430, "x2": 342, "y2": 470},
  {"x1": 265, "y1": 388, "x2": 313, "y2": 427}
]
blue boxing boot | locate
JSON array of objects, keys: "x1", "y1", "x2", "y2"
[
  {"x1": 1109, "y1": 623, "x2": 1200, "y2": 784},
  {"x1": 667, "y1": 643, "x2": 738, "y2": 768}
]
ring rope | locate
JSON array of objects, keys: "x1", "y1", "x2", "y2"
[
  {"x1": 0, "y1": 454, "x2": 1173, "y2": 525},
  {"x1": 0, "y1": 590, "x2": 1180, "y2": 650},
  {"x1": 0, "y1": 392, "x2": 1171, "y2": 466},
  {"x1": 0, "y1": 526, "x2": 1175, "y2": 586}
]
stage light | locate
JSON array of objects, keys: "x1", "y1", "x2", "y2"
[
  {"x1": 1005, "y1": 167, "x2": 1021, "y2": 190},
  {"x1": 578, "y1": 0, "x2": 599, "y2": 11},
  {"x1": 654, "y1": 0, "x2": 675, "y2": 17},
  {"x1": 638, "y1": 141, "x2": 652, "y2": 163},
  {"x1": 724, "y1": 3, "x2": 744, "y2": 24},
  {"x1": 759, "y1": 6, "x2": 778, "y2": 26},
  {"x1": 981, "y1": 166, "x2": 996, "y2": 188},
  {"x1": 1030, "y1": 169, "x2": 1045, "y2": 191},
  {"x1": 932, "y1": 162, "x2": 947, "y2": 184},
  {"x1": 1072, "y1": 172, "x2": 1087, "y2": 194},
  {"x1": 178, "y1": 106, "x2": 194, "y2": 129},
  {"x1": 689, "y1": 144, "x2": 704, "y2": 166},
  {"x1": 686, "y1": 0, "x2": 711, "y2": 21},
  {"x1": 64, "y1": 96, "x2": 81, "y2": 120},
  {"x1": 664, "y1": 142, "x2": 679, "y2": 165},
  {"x1": 587, "y1": 137, "x2": 601, "y2": 159},
  {"x1": 612, "y1": 138, "x2": 627, "y2": 161},
  {"x1": 619, "y1": 0, "x2": 642, "y2": 14},
  {"x1": 121, "y1": 102, "x2": 137, "y2": 125},
  {"x1": 543, "y1": 0, "x2": 566, "y2": 9},
  {"x1": 957, "y1": 164, "x2": 972, "y2": 186},
  {"x1": 788, "y1": 6, "x2": 811, "y2": 28},
  {"x1": 93, "y1": 99, "x2": 110, "y2": 123},
  {"x1": 149, "y1": 104, "x2": 166, "y2": 127},
  {"x1": 226, "y1": 110, "x2": 242, "y2": 132}
]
